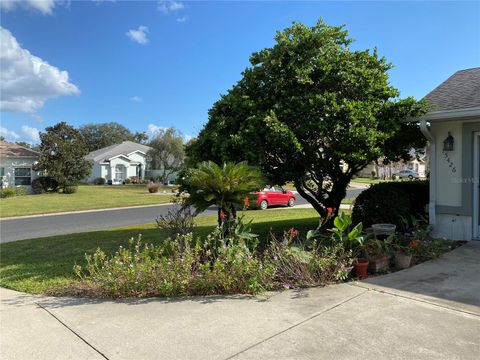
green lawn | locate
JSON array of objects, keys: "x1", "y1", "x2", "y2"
[
  {"x1": 0, "y1": 184, "x2": 174, "y2": 218},
  {"x1": 0, "y1": 208, "x2": 329, "y2": 294},
  {"x1": 351, "y1": 178, "x2": 384, "y2": 185}
]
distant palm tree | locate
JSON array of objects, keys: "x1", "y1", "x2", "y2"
[{"x1": 182, "y1": 161, "x2": 264, "y2": 226}]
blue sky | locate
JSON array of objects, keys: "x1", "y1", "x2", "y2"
[{"x1": 1, "y1": 0, "x2": 479, "y2": 144}]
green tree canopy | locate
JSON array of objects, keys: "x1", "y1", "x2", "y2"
[
  {"x1": 147, "y1": 127, "x2": 186, "y2": 184},
  {"x1": 34, "y1": 122, "x2": 91, "y2": 191},
  {"x1": 79, "y1": 122, "x2": 146, "y2": 152},
  {"x1": 187, "y1": 19, "x2": 427, "y2": 220}
]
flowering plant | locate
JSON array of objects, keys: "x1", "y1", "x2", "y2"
[{"x1": 391, "y1": 234, "x2": 419, "y2": 255}]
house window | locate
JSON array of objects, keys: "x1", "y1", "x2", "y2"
[
  {"x1": 0, "y1": 167, "x2": 4, "y2": 177},
  {"x1": 14, "y1": 168, "x2": 32, "y2": 186},
  {"x1": 115, "y1": 165, "x2": 126, "y2": 182}
]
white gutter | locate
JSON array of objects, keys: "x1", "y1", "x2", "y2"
[
  {"x1": 420, "y1": 107, "x2": 480, "y2": 122},
  {"x1": 420, "y1": 119, "x2": 436, "y2": 225}
]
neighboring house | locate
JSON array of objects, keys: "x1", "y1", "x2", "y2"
[
  {"x1": 0, "y1": 141, "x2": 40, "y2": 188},
  {"x1": 357, "y1": 155, "x2": 427, "y2": 179},
  {"x1": 85, "y1": 141, "x2": 152, "y2": 184},
  {"x1": 414, "y1": 67, "x2": 480, "y2": 241}
]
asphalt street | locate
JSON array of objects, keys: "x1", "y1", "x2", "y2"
[{"x1": 0, "y1": 189, "x2": 364, "y2": 243}]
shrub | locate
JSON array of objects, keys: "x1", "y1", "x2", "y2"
[
  {"x1": 31, "y1": 176, "x2": 59, "y2": 194},
  {"x1": 266, "y1": 230, "x2": 352, "y2": 289},
  {"x1": 63, "y1": 184, "x2": 78, "y2": 194},
  {"x1": 0, "y1": 186, "x2": 27, "y2": 198},
  {"x1": 14, "y1": 186, "x2": 27, "y2": 196},
  {"x1": 74, "y1": 234, "x2": 275, "y2": 298},
  {"x1": 352, "y1": 181, "x2": 428, "y2": 230},
  {"x1": 93, "y1": 177, "x2": 106, "y2": 185},
  {"x1": 386, "y1": 181, "x2": 429, "y2": 216},
  {"x1": 147, "y1": 182, "x2": 160, "y2": 193},
  {"x1": 123, "y1": 178, "x2": 131, "y2": 185},
  {"x1": 0, "y1": 188, "x2": 16, "y2": 198},
  {"x1": 31, "y1": 178, "x2": 45, "y2": 194},
  {"x1": 156, "y1": 193, "x2": 196, "y2": 239},
  {"x1": 129, "y1": 176, "x2": 139, "y2": 184}
]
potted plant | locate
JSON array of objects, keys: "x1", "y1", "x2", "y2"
[
  {"x1": 308, "y1": 212, "x2": 367, "y2": 279},
  {"x1": 362, "y1": 236, "x2": 392, "y2": 273},
  {"x1": 352, "y1": 257, "x2": 369, "y2": 279},
  {"x1": 392, "y1": 234, "x2": 419, "y2": 269},
  {"x1": 329, "y1": 213, "x2": 368, "y2": 279}
]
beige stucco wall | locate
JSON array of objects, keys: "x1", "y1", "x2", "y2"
[
  {"x1": 431, "y1": 121, "x2": 463, "y2": 207},
  {"x1": 430, "y1": 118, "x2": 480, "y2": 240}
]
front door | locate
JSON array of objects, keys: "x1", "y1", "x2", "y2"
[{"x1": 473, "y1": 132, "x2": 480, "y2": 239}]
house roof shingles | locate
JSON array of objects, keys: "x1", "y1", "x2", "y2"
[
  {"x1": 85, "y1": 141, "x2": 152, "y2": 162},
  {"x1": 425, "y1": 67, "x2": 480, "y2": 112},
  {"x1": 0, "y1": 141, "x2": 40, "y2": 158}
]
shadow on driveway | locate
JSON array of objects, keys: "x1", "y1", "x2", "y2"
[{"x1": 360, "y1": 241, "x2": 480, "y2": 314}]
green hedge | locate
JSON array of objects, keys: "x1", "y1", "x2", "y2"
[
  {"x1": 31, "y1": 176, "x2": 59, "y2": 194},
  {"x1": 352, "y1": 181, "x2": 429, "y2": 230}
]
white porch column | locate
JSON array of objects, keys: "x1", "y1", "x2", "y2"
[{"x1": 110, "y1": 166, "x2": 115, "y2": 183}]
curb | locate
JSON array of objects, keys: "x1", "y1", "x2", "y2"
[{"x1": 0, "y1": 202, "x2": 174, "y2": 221}]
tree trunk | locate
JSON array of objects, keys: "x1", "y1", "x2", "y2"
[{"x1": 231, "y1": 204, "x2": 237, "y2": 220}]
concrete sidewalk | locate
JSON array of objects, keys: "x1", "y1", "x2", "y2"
[{"x1": 1, "y1": 243, "x2": 479, "y2": 360}]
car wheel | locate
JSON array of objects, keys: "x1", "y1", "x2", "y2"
[
  {"x1": 287, "y1": 198, "x2": 295, "y2": 207},
  {"x1": 408, "y1": 175, "x2": 413, "y2": 179},
  {"x1": 260, "y1": 200, "x2": 268, "y2": 210}
]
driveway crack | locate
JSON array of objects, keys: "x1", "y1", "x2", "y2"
[
  {"x1": 224, "y1": 289, "x2": 367, "y2": 360},
  {"x1": 348, "y1": 283, "x2": 480, "y2": 317},
  {"x1": 35, "y1": 302, "x2": 110, "y2": 360}
]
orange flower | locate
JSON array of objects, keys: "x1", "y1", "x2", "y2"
[
  {"x1": 409, "y1": 240, "x2": 420, "y2": 249},
  {"x1": 220, "y1": 210, "x2": 226, "y2": 219},
  {"x1": 244, "y1": 196, "x2": 249, "y2": 206},
  {"x1": 288, "y1": 228, "x2": 298, "y2": 237},
  {"x1": 327, "y1": 207, "x2": 333, "y2": 217}
]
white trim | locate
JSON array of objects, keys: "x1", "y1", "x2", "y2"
[
  {"x1": 420, "y1": 120, "x2": 436, "y2": 226},
  {"x1": 107, "y1": 154, "x2": 132, "y2": 162},
  {"x1": 127, "y1": 150, "x2": 146, "y2": 156},
  {"x1": 473, "y1": 132, "x2": 480, "y2": 239},
  {"x1": 421, "y1": 107, "x2": 480, "y2": 122}
]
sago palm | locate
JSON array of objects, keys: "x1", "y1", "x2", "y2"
[{"x1": 181, "y1": 161, "x2": 264, "y2": 225}]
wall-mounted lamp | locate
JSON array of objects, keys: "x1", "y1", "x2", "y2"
[{"x1": 443, "y1": 132, "x2": 454, "y2": 151}]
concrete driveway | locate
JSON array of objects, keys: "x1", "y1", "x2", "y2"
[{"x1": 1, "y1": 242, "x2": 478, "y2": 359}]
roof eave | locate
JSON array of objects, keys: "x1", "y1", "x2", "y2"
[{"x1": 404, "y1": 107, "x2": 480, "y2": 123}]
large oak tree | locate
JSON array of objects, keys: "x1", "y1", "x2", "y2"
[
  {"x1": 147, "y1": 127, "x2": 185, "y2": 184},
  {"x1": 187, "y1": 20, "x2": 426, "y2": 220},
  {"x1": 79, "y1": 122, "x2": 147, "y2": 152},
  {"x1": 34, "y1": 122, "x2": 91, "y2": 191}
]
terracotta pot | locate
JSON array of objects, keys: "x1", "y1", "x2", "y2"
[
  {"x1": 367, "y1": 256, "x2": 391, "y2": 273},
  {"x1": 353, "y1": 258, "x2": 369, "y2": 279},
  {"x1": 394, "y1": 252, "x2": 412, "y2": 269}
]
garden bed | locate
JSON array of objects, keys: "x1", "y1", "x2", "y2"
[{"x1": 1, "y1": 205, "x2": 459, "y2": 299}]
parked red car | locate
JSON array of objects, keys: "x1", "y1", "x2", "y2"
[{"x1": 246, "y1": 186, "x2": 296, "y2": 210}]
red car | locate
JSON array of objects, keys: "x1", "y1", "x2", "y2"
[{"x1": 247, "y1": 186, "x2": 296, "y2": 210}]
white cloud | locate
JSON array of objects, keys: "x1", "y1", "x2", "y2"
[
  {"x1": 176, "y1": 16, "x2": 188, "y2": 23},
  {"x1": 130, "y1": 96, "x2": 142, "y2": 102},
  {"x1": 158, "y1": 1, "x2": 184, "y2": 14},
  {"x1": 0, "y1": 126, "x2": 20, "y2": 142},
  {"x1": 126, "y1": 25, "x2": 149, "y2": 45},
  {"x1": 21, "y1": 125, "x2": 40, "y2": 143},
  {"x1": 0, "y1": 0, "x2": 60, "y2": 15},
  {"x1": 147, "y1": 123, "x2": 166, "y2": 138},
  {"x1": 0, "y1": 27, "x2": 80, "y2": 113}
]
